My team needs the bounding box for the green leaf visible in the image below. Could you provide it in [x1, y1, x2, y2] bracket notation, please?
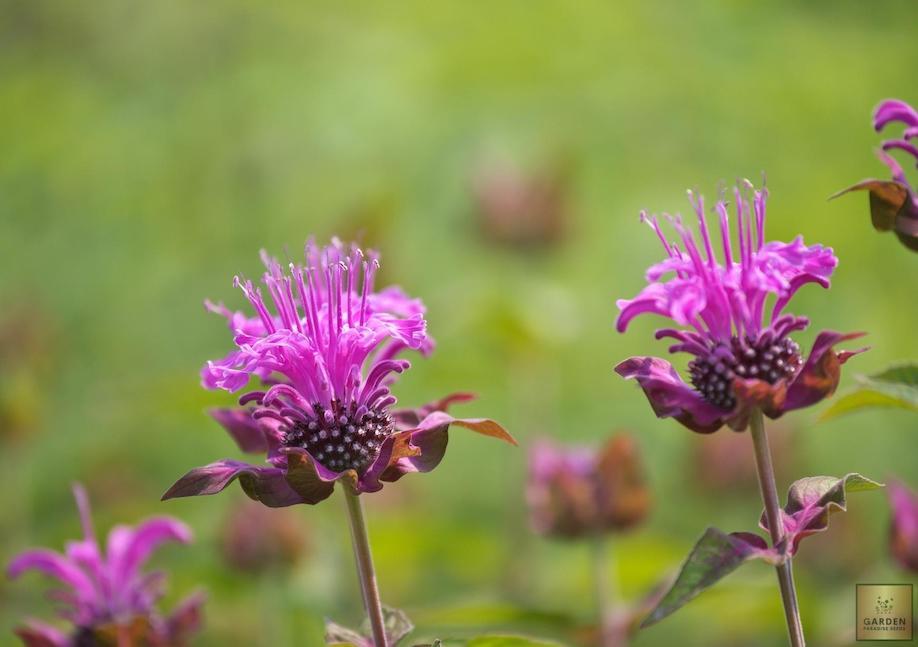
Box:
[325, 607, 415, 646]
[411, 602, 577, 631]
[872, 364, 918, 385]
[325, 620, 368, 647]
[820, 363, 918, 420]
[641, 528, 780, 628]
[465, 636, 562, 647]
[764, 473, 884, 555]
[378, 607, 415, 646]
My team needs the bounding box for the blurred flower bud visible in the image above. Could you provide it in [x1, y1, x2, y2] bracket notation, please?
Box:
[527, 434, 650, 540]
[471, 153, 572, 250]
[888, 479, 918, 572]
[219, 500, 307, 574]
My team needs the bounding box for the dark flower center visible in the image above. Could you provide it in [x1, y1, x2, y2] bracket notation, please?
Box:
[73, 627, 102, 647]
[688, 334, 802, 411]
[283, 401, 393, 474]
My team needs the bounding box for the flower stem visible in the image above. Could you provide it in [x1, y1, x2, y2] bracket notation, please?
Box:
[592, 537, 616, 646]
[748, 408, 805, 647]
[343, 488, 388, 647]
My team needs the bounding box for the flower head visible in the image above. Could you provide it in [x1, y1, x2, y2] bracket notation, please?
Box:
[616, 181, 865, 433]
[888, 479, 918, 573]
[527, 434, 650, 539]
[165, 239, 513, 506]
[7, 485, 203, 647]
[835, 99, 918, 251]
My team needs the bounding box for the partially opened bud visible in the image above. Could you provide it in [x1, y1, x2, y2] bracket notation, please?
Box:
[888, 479, 918, 572]
[527, 434, 650, 539]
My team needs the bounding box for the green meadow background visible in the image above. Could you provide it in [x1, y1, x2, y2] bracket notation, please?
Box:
[1, 1, 917, 645]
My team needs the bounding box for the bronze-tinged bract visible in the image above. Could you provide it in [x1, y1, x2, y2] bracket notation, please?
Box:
[527, 434, 651, 540]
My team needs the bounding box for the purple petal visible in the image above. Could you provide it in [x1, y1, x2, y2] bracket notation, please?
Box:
[162, 460, 311, 508]
[882, 139, 918, 164]
[888, 479, 918, 572]
[14, 622, 68, 647]
[889, 480, 918, 538]
[359, 433, 403, 491]
[7, 550, 97, 603]
[784, 330, 867, 412]
[615, 357, 725, 433]
[209, 408, 269, 453]
[105, 517, 192, 599]
[875, 99, 918, 132]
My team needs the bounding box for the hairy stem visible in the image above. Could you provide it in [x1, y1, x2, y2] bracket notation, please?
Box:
[749, 408, 806, 647]
[343, 488, 388, 647]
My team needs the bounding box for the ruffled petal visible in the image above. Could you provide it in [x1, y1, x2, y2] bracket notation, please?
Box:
[616, 281, 707, 333]
[7, 550, 97, 605]
[615, 357, 725, 433]
[161, 460, 311, 508]
[784, 331, 867, 412]
[875, 99, 918, 131]
[105, 518, 192, 602]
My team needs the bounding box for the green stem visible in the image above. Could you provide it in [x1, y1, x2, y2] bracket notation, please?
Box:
[592, 537, 616, 647]
[749, 409, 806, 647]
[343, 488, 388, 647]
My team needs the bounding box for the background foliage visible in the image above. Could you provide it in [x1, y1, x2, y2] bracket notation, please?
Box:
[1, 1, 917, 645]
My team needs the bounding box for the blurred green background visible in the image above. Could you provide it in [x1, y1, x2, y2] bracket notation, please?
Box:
[1, 1, 917, 645]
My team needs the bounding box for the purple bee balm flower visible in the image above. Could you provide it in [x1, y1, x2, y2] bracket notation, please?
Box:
[164, 239, 514, 507]
[7, 485, 203, 647]
[616, 181, 866, 433]
[835, 99, 918, 251]
[888, 479, 918, 573]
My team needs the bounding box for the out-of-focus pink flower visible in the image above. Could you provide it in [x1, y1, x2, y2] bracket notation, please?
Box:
[7, 485, 203, 647]
[471, 155, 571, 250]
[527, 434, 650, 539]
[888, 479, 918, 572]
